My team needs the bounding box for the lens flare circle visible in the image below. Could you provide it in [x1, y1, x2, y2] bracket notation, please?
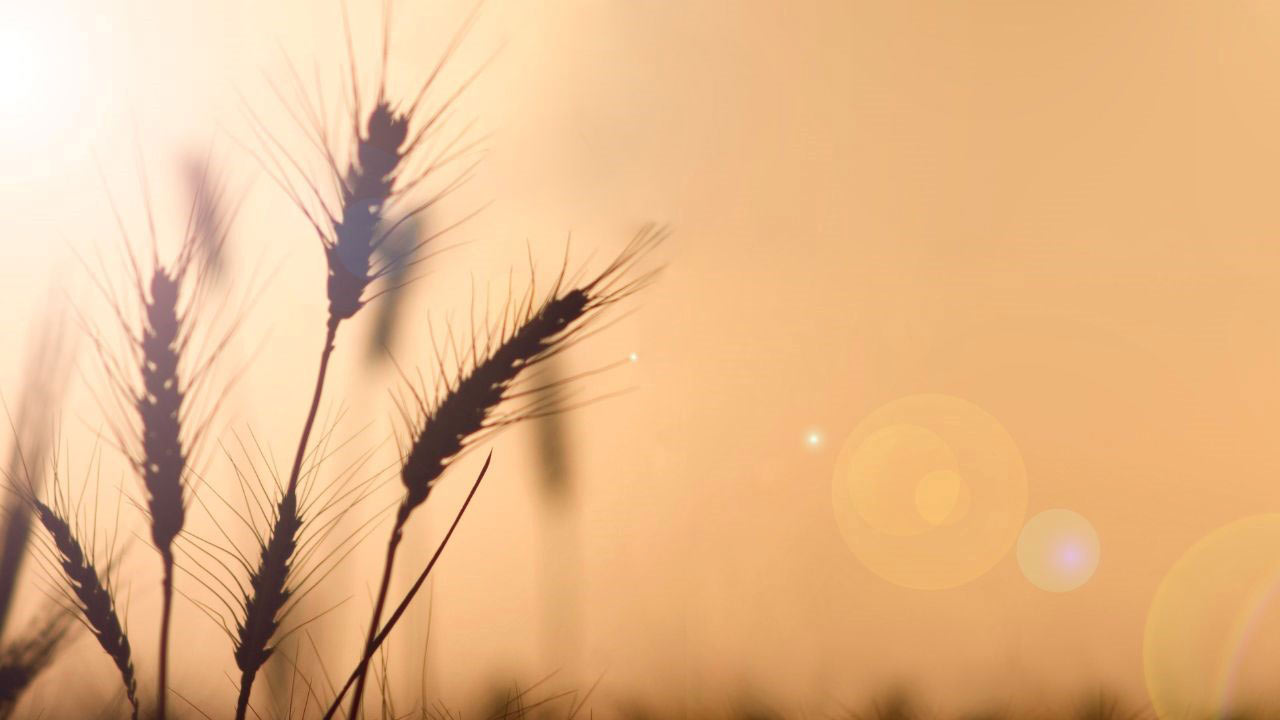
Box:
[1145, 514, 1280, 720]
[915, 468, 969, 527]
[1016, 509, 1099, 592]
[831, 394, 1028, 590]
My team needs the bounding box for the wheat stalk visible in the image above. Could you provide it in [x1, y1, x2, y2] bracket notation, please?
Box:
[137, 264, 189, 720]
[0, 296, 74, 637]
[0, 611, 72, 718]
[232, 489, 299, 719]
[71, 154, 240, 720]
[31, 498, 138, 719]
[337, 227, 664, 718]
[320, 451, 491, 719]
[173, 420, 388, 720]
[230, 13, 486, 717]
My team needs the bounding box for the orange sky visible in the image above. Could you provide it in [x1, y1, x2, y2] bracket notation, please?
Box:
[7, 1, 1280, 716]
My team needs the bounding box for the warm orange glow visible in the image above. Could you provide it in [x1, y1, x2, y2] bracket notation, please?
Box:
[8, 1, 1280, 717]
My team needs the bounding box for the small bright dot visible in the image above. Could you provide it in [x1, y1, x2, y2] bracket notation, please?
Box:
[628, 352, 640, 363]
[805, 430, 823, 449]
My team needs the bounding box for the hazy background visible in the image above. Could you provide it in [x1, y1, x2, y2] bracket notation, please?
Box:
[5, 0, 1280, 716]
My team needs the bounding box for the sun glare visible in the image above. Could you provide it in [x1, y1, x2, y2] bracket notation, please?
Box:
[0, 4, 107, 179]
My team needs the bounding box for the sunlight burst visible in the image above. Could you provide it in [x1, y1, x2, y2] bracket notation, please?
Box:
[0, 4, 106, 175]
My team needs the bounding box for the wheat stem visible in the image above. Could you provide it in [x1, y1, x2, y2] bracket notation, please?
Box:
[288, 318, 340, 498]
[157, 553, 176, 720]
[321, 452, 490, 720]
[157, 550, 175, 720]
[344, 516, 403, 718]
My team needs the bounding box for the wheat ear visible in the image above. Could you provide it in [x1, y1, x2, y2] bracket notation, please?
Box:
[137, 264, 190, 720]
[0, 611, 72, 718]
[339, 227, 664, 717]
[31, 499, 138, 719]
[0, 297, 74, 636]
[76, 159, 237, 720]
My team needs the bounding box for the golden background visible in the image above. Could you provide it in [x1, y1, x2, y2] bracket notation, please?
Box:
[5, 0, 1280, 716]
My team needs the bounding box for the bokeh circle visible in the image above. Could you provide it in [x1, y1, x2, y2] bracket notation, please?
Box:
[1145, 514, 1280, 719]
[831, 394, 1028, 590]
[1016, 509, 1099, 592]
